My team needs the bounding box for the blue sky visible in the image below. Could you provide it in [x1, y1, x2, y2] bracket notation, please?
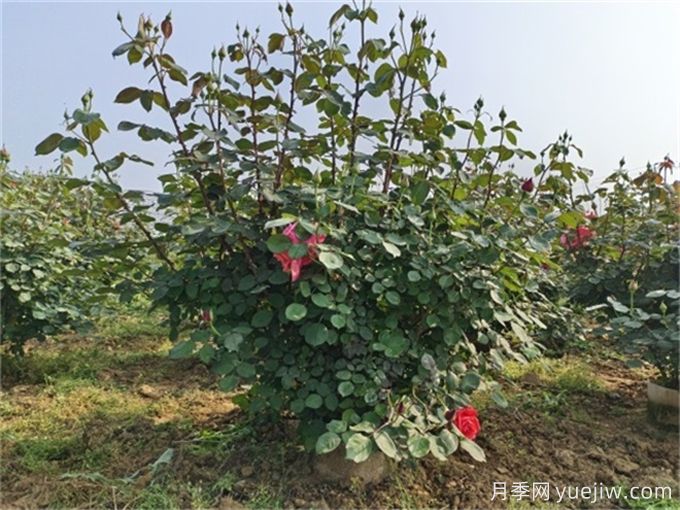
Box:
[2, 1, 679, 191]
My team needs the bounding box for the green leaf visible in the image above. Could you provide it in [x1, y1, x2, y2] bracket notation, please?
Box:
[219, 375, 239, 392]
[382, 334, 408, 358]
[327, 420, 347, 433]
[169, 340, 194, 359]
[289, 243, 309, 259]
[338, 381, 355, 397]
[329, 4, 350, 26]
[251, 309, 273, 328]
[557, 210, 583, 229]
[265, 217, 295, 229]
[58, 137, 85, 154]
[140, 90, 153, 112]
[319, 252, 343, 270]
[222, 332, 244, 352]
[268, 33, 285, 53]
[311, 293, 332, 308]
[438, 429, 459, 455]
[304, 323, 329, 346]
[646, 290, 667, 298]
[345, 433, 374, 463]
[35, 133, 64, 155]
[236, 362, 256, 378]
[285, 303, 307, 321]
[382, 241, 401, 258]
[330, 314, 346, 329]
[385, 291, 400, 306]
[407, 435, 430, 458]
[316, 432, 341, 454]
[511, 322, 531, 343]
[267, 234, 292, 254]
[461, 372, 481, 392]
[114, 86, 143, 104]
[305, 393, 323, 409]
[460, 439, 486, 462]
[411, 181, 430, 205]
[374, 430, 398, 459]
[112, 41, 134, 57]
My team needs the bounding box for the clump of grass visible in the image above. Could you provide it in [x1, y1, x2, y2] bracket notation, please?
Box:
[135, 484, 181, 510]
[504, 357, 603, 394]
[94, 310, 168, 340]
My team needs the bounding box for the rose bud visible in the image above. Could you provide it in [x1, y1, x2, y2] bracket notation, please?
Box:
[161, 14, 173, 39]
[521, 178, 534, 193]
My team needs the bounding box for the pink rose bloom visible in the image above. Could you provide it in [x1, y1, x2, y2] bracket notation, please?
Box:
[274, 222, 326, 282]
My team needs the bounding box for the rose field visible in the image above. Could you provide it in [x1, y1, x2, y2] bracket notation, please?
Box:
[1, 2, 678, 509]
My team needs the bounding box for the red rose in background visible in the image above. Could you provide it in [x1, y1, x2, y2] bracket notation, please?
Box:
[659, 156, 675, 172]
[521, 178, 534, 193]
[560, 225, 595, 251]
[446, 406, 481, 440]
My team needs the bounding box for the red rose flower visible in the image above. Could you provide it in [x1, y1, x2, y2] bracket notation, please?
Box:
[521, 178, 534, 193]
[447, 406, 481, 440]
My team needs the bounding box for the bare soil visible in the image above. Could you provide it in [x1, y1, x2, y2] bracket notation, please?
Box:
[1, 335, 678, 509]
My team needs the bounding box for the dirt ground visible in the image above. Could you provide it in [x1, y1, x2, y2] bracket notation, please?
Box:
[1, 325, 678, 509]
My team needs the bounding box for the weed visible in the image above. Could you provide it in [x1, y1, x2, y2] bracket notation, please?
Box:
[246, 484, 284, 509]
[135, 483, 180, 510]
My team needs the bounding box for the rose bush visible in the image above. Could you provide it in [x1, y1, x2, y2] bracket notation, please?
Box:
[35, 3, 585, 462]
[555, 156, 678, 385]
[0, 148, 149, 353]
[560, 159, 677, 308]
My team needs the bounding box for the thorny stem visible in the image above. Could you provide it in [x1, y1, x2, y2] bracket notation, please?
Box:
[84, 138, 176, 270]
[274, 27, 299, 190]
[482, 128, 505, 209]
[347, 8, 366, 170]
[149, 55, 215, 216]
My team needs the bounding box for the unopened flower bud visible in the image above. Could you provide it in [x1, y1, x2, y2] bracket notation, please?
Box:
[161, 13, 173, 39]
[628, 280, 639, 293]
[285, 2, 293, 16]
[0, 146, 10, 164]
[660, 301, 668, 315]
